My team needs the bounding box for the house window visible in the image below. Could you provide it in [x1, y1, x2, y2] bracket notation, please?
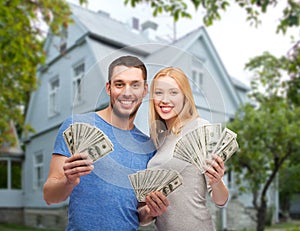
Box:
[49, 77, 60, 117]
[0, 159, 22, 189]
[34, 152, 44, 189]
[0, 160, 8, 189]
[11, 161, 22, 189]
[73, 62, 85, 106]
[191, 69, 203, 93]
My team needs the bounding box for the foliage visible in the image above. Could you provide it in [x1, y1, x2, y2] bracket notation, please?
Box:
[124, 0, 300, 31]
[0, 0, 78, 146]
[226, 50, 300, 230]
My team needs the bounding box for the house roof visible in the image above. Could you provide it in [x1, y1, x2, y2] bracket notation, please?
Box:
[146, 26, 247, 106]
[230, 76, 250, 91]
[70, 3, 162, 54]
[0, 121, 24, 157]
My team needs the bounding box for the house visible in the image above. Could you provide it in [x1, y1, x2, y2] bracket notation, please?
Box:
[0, 2, 278, 230]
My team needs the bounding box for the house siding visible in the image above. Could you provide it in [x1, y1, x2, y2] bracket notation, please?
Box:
[0, 3, 279, 231]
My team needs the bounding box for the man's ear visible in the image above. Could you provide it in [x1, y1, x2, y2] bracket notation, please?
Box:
[106, 82, 111, 96]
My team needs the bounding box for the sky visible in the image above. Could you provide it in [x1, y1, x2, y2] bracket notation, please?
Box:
[67, 0, 297, 86]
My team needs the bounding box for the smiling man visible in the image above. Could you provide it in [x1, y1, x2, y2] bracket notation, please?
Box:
[43, 55, 168, 231]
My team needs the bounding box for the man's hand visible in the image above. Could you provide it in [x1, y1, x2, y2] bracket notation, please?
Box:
[43, 153, 93, 205]
[63, 153, 94, 186]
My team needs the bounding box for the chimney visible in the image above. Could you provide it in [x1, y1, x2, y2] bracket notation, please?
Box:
[141, 20, 158, 40]
[132, 17, 140, 30]
[97, 10, 110, 18]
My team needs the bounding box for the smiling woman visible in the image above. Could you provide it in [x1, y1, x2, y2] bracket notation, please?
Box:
[152, 76, 185, 129]
[146, 67, 229, 231]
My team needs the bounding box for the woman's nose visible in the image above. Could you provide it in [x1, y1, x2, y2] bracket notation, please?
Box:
[161, 94, 170, 103]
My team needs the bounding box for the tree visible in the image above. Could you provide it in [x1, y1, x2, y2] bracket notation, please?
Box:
[125, 0, 300, 31]
[0, 0, 89, 146]
[123, 2, 300, 229]
[124, 0, 300, 101]
[1, 0, 298, 145]
[226, 52, 300, 231]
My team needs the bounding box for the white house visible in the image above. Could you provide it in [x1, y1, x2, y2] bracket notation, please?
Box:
[0, 3, 278, 230]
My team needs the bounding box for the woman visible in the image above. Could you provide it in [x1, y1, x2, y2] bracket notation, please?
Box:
[146, 67, 229, 231]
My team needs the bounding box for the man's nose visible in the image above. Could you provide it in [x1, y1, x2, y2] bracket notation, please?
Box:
[123, 84, 133, 95]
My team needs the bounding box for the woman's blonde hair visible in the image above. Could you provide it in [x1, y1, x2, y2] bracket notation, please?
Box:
[149, 67, 199, 147]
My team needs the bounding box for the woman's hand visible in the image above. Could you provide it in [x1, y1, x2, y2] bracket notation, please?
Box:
[204, 154, 225, 186]
[145, 191, 169, 217]
[138, 191, 169, 226]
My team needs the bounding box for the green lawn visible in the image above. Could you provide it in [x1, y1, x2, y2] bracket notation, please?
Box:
[265, 220, 300, 231]
[0, 223, 62, 231]
[0, 220, 299, 231]
[242, 220, 300, 231]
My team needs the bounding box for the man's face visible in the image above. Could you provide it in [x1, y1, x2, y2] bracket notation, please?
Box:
[106, 65, 147, 119]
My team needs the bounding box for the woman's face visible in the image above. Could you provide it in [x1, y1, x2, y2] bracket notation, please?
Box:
[153, 76, 185, 128]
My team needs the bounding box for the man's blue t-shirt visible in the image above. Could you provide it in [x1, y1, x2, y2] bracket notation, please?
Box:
[53, 112, 156, 231]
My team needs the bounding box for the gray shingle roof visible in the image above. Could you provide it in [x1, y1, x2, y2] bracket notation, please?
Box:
[70, 3, 157, 49]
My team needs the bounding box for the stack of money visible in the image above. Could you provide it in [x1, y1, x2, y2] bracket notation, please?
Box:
[173, 124, 238, 173]
[212, 127, 239, 162]
[63, 123, 114, 162]
[128, 169, 183, 202]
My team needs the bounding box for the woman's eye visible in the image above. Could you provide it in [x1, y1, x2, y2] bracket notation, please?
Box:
[170, 91, 178, 95]
[154, 91, 163, 95]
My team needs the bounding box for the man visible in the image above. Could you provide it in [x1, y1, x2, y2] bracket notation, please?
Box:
[43, 55, 168, 230]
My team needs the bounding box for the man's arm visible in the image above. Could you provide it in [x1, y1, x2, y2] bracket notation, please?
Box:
[138, 191, 169, 226]
[43, 153, 94, 205]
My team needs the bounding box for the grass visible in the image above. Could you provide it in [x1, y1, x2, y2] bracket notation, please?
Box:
[265, 220, 300, 231]
[0, 220, 299, 231]
[241, 220, 300, 231]
[0, 223, 62, 231]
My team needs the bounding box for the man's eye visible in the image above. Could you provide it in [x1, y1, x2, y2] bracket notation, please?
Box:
[115, 83, 124, 88]
[132, 83, 141, 88]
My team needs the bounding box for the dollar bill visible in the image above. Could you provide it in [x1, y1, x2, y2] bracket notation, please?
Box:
[212, 127, 237, 155]
[173, 124, 238, 173]
[63, 122, 114, 162]
[201, 123, 222, 158]
[157, 175, 183, 198]
[173, 126, 207, 173]
[215, 138, 239, 162]
[128, 169, 183, 202]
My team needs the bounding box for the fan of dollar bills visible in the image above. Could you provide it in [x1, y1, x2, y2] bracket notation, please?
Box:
[173, 124, 239, 173]
[128, 169, 183, 202]
[63, 122, 114, 162]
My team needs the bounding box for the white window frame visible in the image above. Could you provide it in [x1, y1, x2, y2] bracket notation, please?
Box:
[191, 67, 204, 93]
[72, 62, 85, 106]
[48, 77, 60, 117]
[33, 151, 44, 190]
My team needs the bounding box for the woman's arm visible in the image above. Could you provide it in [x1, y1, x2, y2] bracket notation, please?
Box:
[204, 154, 229, 206]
